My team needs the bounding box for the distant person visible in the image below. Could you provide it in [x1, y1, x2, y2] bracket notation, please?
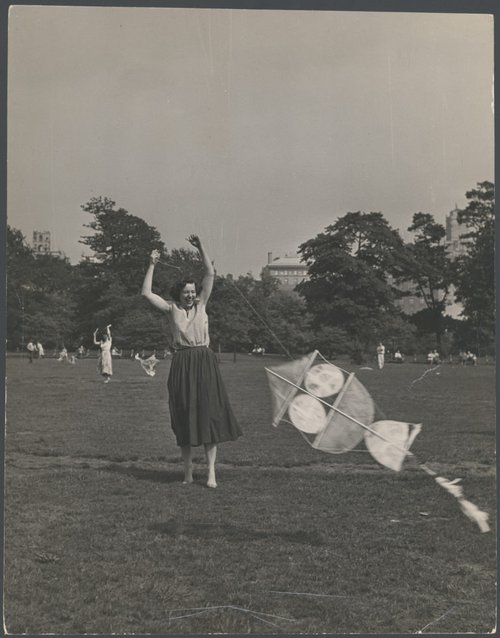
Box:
[458, 350, 467, 366]
[394, 349, 404, 363]
[77, 345, 86, 358]
[111, 346, 122, 357]
[36, 341, 44, 358]
[466, 351, 477, 366]
[26, 339, 36, 363]
[142, 235, 242, 488]
[376, 342, 385, 369]
[432, 350, 441, 365]
[58, 346, 68, 362]
[94, 324, 113, 383]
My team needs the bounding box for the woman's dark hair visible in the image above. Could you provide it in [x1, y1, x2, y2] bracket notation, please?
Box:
[170, 279, 201, 302]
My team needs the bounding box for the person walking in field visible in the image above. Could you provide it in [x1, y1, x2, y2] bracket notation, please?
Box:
[376, 342, 385, 369]
[94, 324, 113, 383]
[36, 340, 44, 358]
[141, 235, 242, 488]
[26, 338, 36, 363]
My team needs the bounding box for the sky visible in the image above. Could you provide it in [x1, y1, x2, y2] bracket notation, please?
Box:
[7, 6, 494, 277]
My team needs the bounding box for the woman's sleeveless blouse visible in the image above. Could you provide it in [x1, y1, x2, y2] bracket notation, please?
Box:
[165, 301, 209, 349]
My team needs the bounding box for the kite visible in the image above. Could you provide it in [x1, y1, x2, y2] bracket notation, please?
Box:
[265, 350, 490, 533]
[135, 352, 160, 377]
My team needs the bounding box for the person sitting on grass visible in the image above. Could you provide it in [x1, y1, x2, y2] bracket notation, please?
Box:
[394, 349, 404, 363]
[141, 235, 242, 489]
[94, 324, 113, 383]
[466, 350, 477, 366]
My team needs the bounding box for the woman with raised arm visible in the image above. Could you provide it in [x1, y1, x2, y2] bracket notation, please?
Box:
[94, 324, 113, 383]
[142, 235, 241, 488]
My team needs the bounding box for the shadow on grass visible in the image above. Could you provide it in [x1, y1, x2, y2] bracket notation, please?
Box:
[102, 463, 182, 484]
[148, 519, 326, 545]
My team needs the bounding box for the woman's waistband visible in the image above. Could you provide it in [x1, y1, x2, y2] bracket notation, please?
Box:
[173, 345, 209, 352]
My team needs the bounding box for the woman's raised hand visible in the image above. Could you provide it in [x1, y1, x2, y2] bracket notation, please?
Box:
[150, 249, 161, 264]
[187, 234, 202, 251]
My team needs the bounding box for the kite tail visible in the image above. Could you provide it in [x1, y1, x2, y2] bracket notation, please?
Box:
[434, 476, 490, 533]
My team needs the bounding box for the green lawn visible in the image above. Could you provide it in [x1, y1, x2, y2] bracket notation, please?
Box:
[4, 354, 496, 634]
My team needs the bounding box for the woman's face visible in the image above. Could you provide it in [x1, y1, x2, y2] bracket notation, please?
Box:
[180, 283, 197, 309]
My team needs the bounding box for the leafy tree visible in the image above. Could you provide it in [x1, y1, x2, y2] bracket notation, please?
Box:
[208, 275, 255, 352]
[24, 292, 77, 350]
[457, 181, 494, 239]
[297, 212, 406, 351]
[76, 196, 211, 348]
[110, 305, 169, 351]
[397, 212, 452, 348]
[265, 290, 314, 355]
[308, 326, 350, 359]
[79, 196, 165, 295]
[7, 227, 80, 350]
[77, 196, 166, 344]
[454, 181, 495, 349]
[207, 273, 311, 354]
[6, 226, 36, 350]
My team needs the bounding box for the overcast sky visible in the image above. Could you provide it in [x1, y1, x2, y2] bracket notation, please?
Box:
[8, 6, 494, 277]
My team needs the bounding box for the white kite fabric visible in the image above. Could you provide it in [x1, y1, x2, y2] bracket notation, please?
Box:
[265, 351, 490, 533]
[135, 353, 160, 377]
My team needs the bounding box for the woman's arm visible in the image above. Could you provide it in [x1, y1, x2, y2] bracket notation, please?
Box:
[187, 235, 214, 304]
[142, 250, 171, 312]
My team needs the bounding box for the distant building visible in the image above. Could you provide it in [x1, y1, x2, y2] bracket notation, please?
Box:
[388, 206, 469, 317]
[31, 230, 64, 258]
[262, 252, 309, 291]
[445, 207, 471, 259]
[31, 230, 51, 255]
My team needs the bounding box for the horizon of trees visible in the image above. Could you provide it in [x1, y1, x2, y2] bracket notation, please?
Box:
[6, 182, 495, 360]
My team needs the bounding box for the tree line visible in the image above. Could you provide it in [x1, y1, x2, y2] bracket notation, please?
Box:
[7, 182, 494, 360]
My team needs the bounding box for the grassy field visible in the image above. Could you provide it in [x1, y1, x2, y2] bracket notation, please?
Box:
[4, 354, 496, 634]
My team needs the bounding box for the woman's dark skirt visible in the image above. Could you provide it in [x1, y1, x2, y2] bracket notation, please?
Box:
[167, 346, 242, 447]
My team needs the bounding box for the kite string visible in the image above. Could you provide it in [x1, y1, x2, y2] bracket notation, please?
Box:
[226, 278, 293, 359]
